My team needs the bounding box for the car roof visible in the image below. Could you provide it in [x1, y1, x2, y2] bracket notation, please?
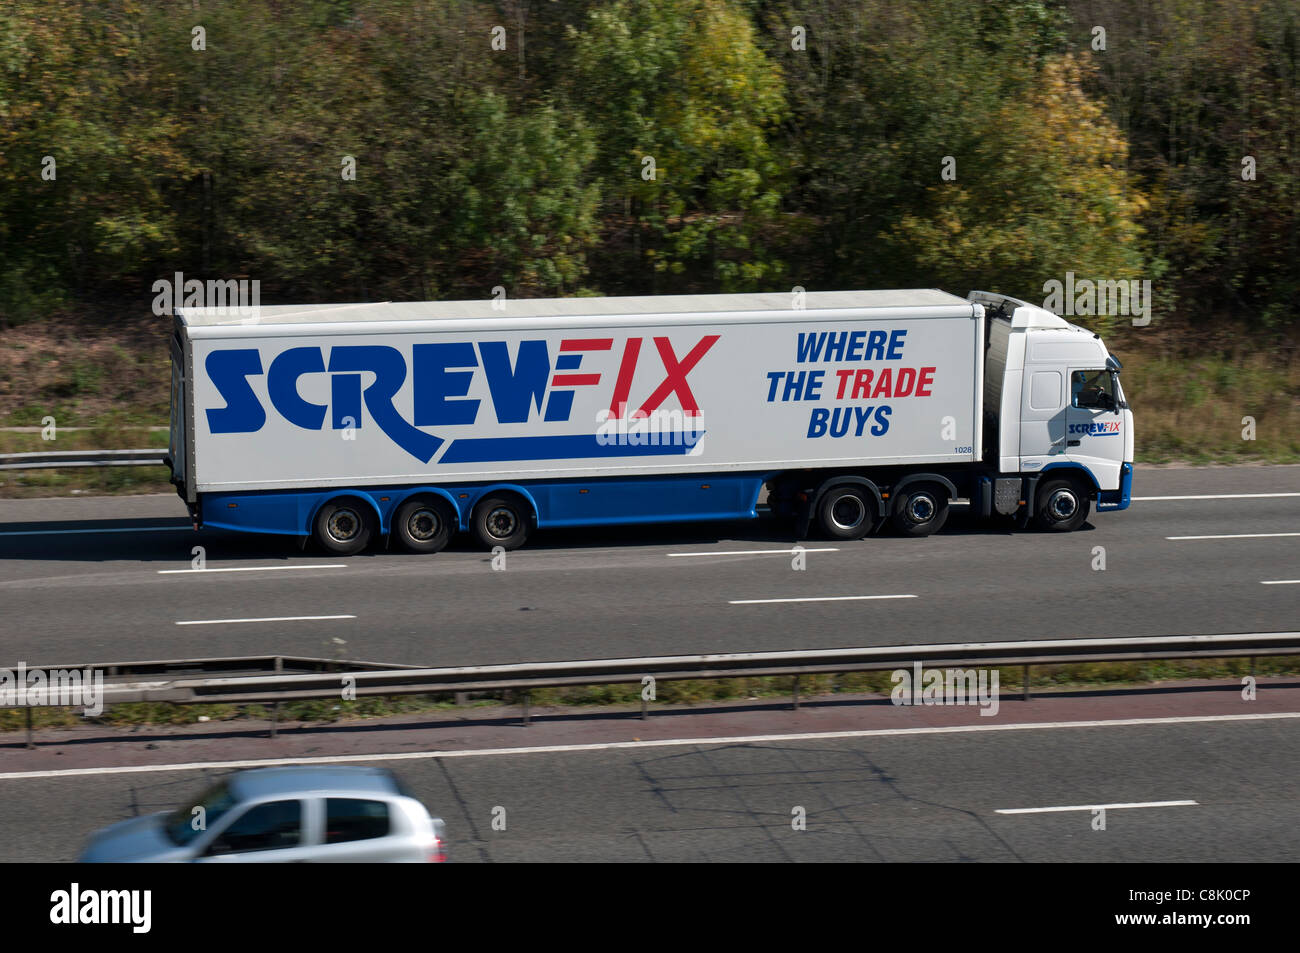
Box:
[228, 766, 403, 800]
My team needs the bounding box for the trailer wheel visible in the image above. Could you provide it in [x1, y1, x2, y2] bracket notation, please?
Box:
[1035, 478, 1090, 532]
[313, 498, 376, 555]
[816, 486, 875, 539]
[471, 495, 532, 551]
[891, 483, 950, 537]
[393, 496, 456, 554]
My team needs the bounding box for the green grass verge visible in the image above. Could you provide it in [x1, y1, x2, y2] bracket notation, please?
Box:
[1121, 347, 1300, 463]
[4, 656, 1295, 734]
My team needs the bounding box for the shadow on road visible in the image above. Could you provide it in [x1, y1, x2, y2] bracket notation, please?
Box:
[0, 504, 1080, 564]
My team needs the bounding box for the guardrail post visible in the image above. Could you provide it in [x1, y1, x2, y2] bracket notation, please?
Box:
[25, 708, 35, 750]
[270, 656, 283, 739]
[522, 691, 531, 727]
[641, 695, 648, 720]
[793, 675, 800, 711]
[1022, 665, 1031, 701]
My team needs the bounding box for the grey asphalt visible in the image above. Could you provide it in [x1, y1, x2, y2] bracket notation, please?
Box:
[0, 466, 1296, 667]
[1, 717, 1295, 862]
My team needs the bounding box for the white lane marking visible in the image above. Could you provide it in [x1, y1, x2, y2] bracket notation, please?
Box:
[729, 594, 916, 605]
[0, 526, 189, 537]
[1261, 580, 1300, 585]
[996, 800, 1198, 815]
[669, 548, 839, 558]
[1167, 532, 1300, 540]
[175, 615, 355, 626]
[2, 712, 1298, 782]
[159, 564, 347, 575]
[1136, 493, 1300, 501]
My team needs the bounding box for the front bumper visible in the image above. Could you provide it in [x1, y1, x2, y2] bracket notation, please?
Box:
[1097, 462, 1133, 511]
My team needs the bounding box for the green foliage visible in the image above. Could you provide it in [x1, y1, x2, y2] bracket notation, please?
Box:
[569, 0, 789, 290]
[0, 0, 1294, 340]
[1066, 0, 1300, 330]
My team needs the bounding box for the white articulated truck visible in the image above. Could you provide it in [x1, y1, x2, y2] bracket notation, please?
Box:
[166, 289, 1133, 554]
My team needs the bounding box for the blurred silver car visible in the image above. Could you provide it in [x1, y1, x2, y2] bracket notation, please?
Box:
[79, 766, 446, 862]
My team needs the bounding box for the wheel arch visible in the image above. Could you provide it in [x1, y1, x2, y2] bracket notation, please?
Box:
[808, 475, 885, 527]
[306, 491, 384, 536]
[470, 484, 541, 526]
[890, 472, 958, 503]
[392, 486, 466, 532]
[1037, 463, 1099, 495]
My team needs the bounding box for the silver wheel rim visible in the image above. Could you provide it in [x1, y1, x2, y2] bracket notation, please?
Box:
[485, 506, 519, 539]
[830, 495, 865, 531]
[906, 494, 936, 523]
[1048, 489, 1078, 520]
[327, 507, 362, 542]
[407, 507, 442, 542]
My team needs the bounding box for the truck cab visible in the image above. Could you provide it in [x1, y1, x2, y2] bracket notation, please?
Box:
[971, 291, 1134, 518]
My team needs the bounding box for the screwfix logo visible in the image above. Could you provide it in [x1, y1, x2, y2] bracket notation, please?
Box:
[203, 335, 718, 463]
[1069, 421, 1121, 436]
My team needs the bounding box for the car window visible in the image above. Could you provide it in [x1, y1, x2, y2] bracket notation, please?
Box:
[207, 800, 303, 855]
[165, 781, 238, 847]
[325, 798, 391, 844]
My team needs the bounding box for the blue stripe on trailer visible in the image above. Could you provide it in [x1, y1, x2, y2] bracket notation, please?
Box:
[197, 470, 771, 537]
[439, 432, 704, 463]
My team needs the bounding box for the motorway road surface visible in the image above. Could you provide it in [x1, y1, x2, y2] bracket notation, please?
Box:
[0, 466, 1295, 667]
[1, 709, 1297, 862]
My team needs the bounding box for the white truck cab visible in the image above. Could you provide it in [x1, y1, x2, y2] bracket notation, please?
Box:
[971, 291, 1134, 520]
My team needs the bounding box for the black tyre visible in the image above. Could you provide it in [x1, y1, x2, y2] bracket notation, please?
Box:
[816, 485, 875, 539]
[393, 496, 456, 554]
[1035, 477, 1090, 532]
[891, 482, 950, 537]
[471, 495, 532, 550]
[313, 498, 376, 555]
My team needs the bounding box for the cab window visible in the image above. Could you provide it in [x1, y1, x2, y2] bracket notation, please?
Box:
[1071, 370, 1116, 410]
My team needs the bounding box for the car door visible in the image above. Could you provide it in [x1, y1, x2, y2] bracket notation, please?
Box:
[195, 798, 316, 863]
[312, 797, 417, 862]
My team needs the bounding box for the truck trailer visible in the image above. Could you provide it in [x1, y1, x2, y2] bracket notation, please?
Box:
[166, 288, 1133, 554]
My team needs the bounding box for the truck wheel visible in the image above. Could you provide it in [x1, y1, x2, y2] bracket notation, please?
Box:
[816, 486, 875, 539]
[393, 496, 455, 554]
[1035, 478, 1090, 532]
[313, 498, 376, 555]
[891, 483, 949, 537]
[471, 495, 531, 551]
